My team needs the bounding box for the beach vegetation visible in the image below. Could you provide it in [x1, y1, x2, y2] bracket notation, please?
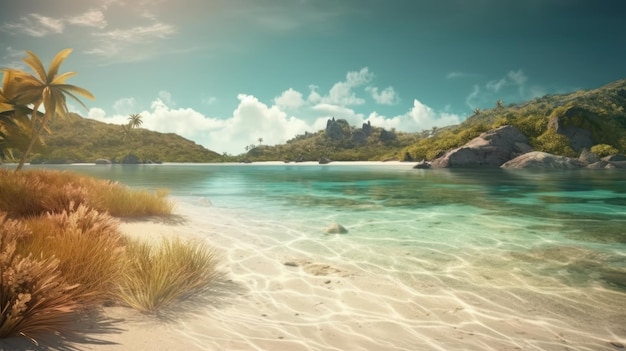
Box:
[0, 169, 173, 218]
[0, 213, 80, 340]
[1, 49, 94, 171]
[0, 169, 221, 344]
[591, 144, 619, 157]
[117, 238, 220, 314]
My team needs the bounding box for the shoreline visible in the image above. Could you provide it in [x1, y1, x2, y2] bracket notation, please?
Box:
[3, 200, 624, 351]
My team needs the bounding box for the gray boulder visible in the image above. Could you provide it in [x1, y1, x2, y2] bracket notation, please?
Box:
[431, 125, 532, 168]
[578, 148, 601, 165]
[501, 151, 584, 169]
[603, 154, 626, 162]
[547, 106, 594, 152]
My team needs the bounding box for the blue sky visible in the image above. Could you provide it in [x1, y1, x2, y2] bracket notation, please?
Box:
[1, 0, 625, 154]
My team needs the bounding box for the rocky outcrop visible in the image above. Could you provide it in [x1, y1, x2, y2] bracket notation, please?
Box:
[413, 160, 431, 169]
[379, 129, 396, 143]
[548, 106, 594, 153]
[431, 125, 532, 168]
[603, 154, 626, 162]
[362, 121, 372, 136]
[578, 148, 600, 165]
[501, 151, 584, 169]
[121, 153, 140, 164]
[325, 117, 350, 140]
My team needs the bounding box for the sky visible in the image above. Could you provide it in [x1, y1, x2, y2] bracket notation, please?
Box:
[1, 0, 625, 155]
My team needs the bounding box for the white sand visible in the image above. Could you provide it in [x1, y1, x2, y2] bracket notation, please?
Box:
[3, 201, 624, 351]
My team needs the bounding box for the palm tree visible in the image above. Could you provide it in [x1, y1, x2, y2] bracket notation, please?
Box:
[258, 137, 263, 145]
[472, 107, 481, 117]
[128, 113, 143, 129]
[4, 48, 94, 171]
[496, 100, 504, 109]
[0, 69, 43, 163]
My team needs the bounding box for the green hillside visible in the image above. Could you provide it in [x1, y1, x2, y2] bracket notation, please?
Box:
[31, 113, 222, 163]
[238, 119, 418, 162]
[401, 79, 626, 160]
[9, 79, 626, 164]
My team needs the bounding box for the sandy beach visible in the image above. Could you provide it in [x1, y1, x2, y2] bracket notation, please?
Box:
[2, 199, 624, 351]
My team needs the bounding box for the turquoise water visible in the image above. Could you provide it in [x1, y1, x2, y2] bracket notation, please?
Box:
[22, 163, 626, 291]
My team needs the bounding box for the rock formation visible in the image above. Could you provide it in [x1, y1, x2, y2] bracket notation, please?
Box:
[431, 125, 532, 168]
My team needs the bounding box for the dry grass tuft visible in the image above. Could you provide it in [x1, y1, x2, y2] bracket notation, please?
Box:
[0, 213, 80, 340]
[117, 238, 220, 313]
[21, 205, 125, 305]
[0, 169, 173, 218]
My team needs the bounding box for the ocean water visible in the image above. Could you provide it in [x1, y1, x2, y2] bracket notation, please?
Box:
[15, 163, 626, 348]
[26, 163, 626, 288]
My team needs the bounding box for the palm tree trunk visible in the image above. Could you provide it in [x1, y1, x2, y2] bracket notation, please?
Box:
[15, 105, 45, 171]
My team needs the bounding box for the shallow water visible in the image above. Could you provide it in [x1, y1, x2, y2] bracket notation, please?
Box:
[24, 163, 626, 287]
[16, 163, 626, 348]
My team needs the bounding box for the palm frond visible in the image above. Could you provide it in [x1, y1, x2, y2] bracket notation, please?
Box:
[50, 71, 77, 85]
[55, 84, 95, 101]
[46, 49, 72, 81]
[23, 51, 47, 82]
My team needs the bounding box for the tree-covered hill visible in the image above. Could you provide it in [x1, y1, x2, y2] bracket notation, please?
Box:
[238, 119, 419, 162]
[32, 113, 222, 163]
[11, 79, 626, 164]
[401, 79, 626, 160]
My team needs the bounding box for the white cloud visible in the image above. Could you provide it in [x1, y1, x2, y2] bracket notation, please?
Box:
[274, 88, 305, 110]
[67, 9, 107, 29]
[158, 90, 174, 106]
[2, 14, 64, 37]
[367, 99, 462, 132]
[322, 67, 373, 106]
[366, 86, 398, 105]
[86, 22, 176, 59]
[96, 23, 175, 42]
[84, 68, 464, 155]
[202, 96, 217, 105]
[467, 69, 538, 110]
[487, 69, 528, 92]
[112, 97, 136, 115]
[446, 72, 476, 79]
[87, 93, 311, 155]
[465, 84, 481, 109]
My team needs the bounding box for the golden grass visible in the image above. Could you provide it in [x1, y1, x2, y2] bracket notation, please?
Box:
[0, 169, 221, 343]
[0, 169, 173, 218]
[0, 213, 80, 340]
[117, 238, 220, 313]
[20, 205, 125, 306]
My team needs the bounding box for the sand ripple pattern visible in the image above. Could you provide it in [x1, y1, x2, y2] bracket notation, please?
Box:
[132, 200, 626, 351]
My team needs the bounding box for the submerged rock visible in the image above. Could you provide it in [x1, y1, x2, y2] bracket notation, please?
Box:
[323, 223, 348, 234]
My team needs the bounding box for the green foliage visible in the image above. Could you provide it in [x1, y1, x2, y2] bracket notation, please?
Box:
[26, 113, 222, 163]
[591, 144, 619, 157]
[401, 79, 626, 160]
[532, 128, 576, 157]
[240, 124, 418, 162]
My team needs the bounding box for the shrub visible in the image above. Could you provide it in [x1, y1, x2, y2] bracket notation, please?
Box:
[21, 205, 124, 305]
[0, 213, 79, 340]
[117, 238, 220, 313]
[590, 144, 619, 157]
[532, 129, 576, 157]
